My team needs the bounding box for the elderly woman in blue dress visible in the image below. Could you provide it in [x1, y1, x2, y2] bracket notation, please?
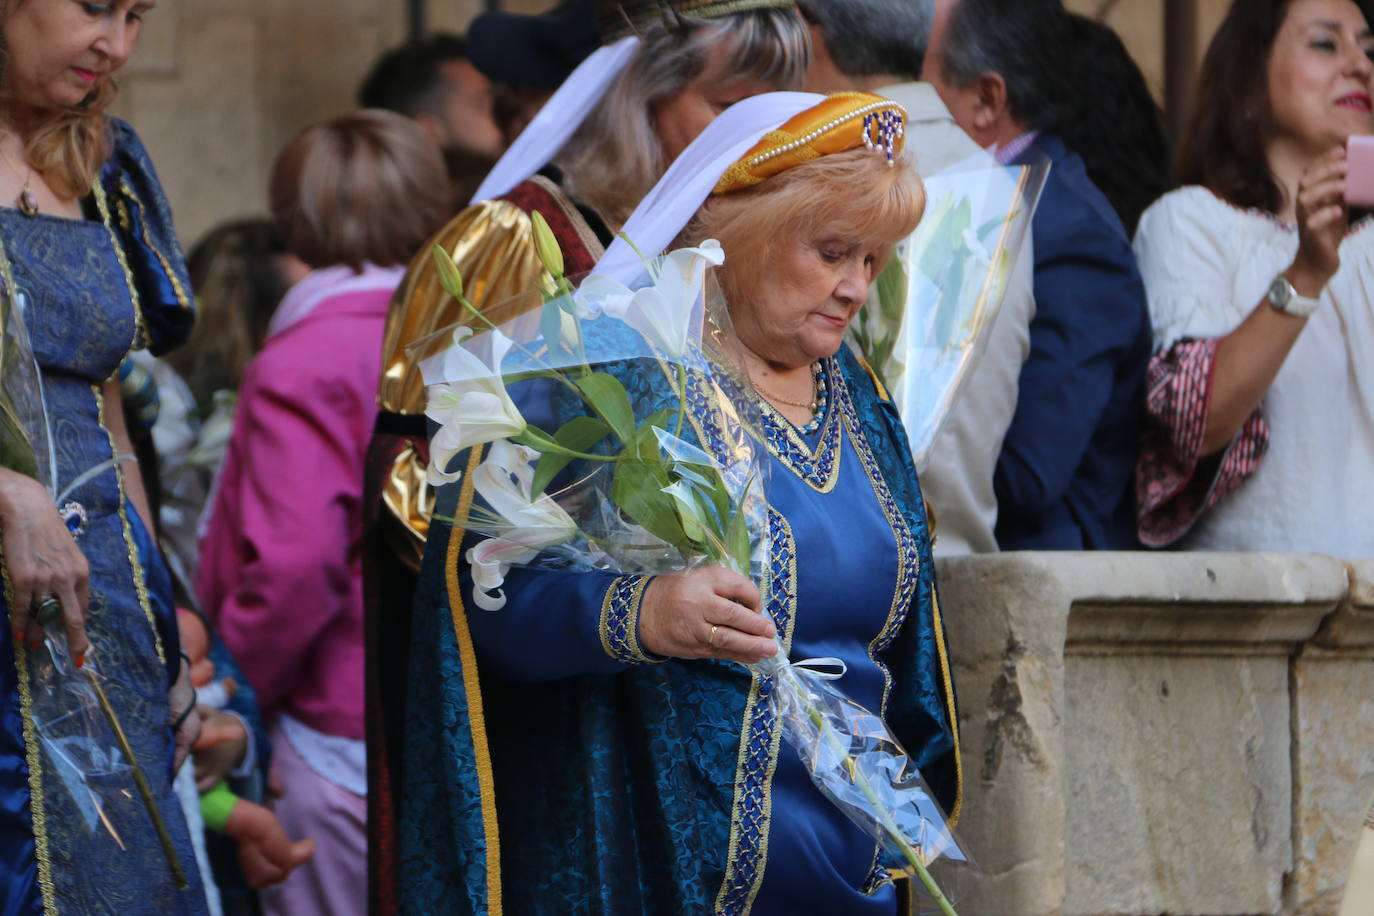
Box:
[0, 0, 206, 911]
[391, 92, 960, 915]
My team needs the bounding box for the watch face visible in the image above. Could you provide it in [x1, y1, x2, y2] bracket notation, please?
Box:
[1269, 277, 1293, 309]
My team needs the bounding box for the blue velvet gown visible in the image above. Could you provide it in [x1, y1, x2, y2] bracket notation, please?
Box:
[391, 343, 959, 914]
[0, 121, 205, 915]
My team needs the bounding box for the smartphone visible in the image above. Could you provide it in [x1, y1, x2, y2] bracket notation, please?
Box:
[1346, 135, 1374, 207]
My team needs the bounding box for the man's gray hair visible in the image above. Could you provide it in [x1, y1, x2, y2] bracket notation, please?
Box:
[797, 0, 935, 81]
[937, 0, 1066, 132]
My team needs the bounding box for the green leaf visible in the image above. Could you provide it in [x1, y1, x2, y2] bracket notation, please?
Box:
[661, 480, 706, 543]
[430, 244, 464, 301]
[529, 417, 610, 496]
[558, 415, 612, 452]
[725, 504, 752, 574]
[612, 459, 688, 547]
[976, 214, 1005, 242]
[642, 408, 675, 431]
[574, 373, 636, 444]
[539, 301, 567, 360]
[875, 257, 908, 325]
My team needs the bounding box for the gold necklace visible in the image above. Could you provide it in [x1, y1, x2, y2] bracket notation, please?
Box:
[751, 362, 820, 410]
[0, 137, 38, 217]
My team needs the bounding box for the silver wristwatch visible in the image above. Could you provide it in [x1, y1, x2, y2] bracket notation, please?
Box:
[1267, 274, 1321, 318]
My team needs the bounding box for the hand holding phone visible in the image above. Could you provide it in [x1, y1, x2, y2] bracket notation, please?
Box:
[1345, 135, 1374, 207]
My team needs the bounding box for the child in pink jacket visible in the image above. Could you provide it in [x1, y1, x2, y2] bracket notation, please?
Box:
[198, 110, 449, 916]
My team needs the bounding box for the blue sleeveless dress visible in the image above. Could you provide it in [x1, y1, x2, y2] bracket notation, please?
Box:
[0, 120, 205, 915]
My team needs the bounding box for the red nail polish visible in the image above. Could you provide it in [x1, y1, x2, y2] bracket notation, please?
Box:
[11, 627, 21, 643]
[74, 652, 85, 668]
[27, 638, 40, 651]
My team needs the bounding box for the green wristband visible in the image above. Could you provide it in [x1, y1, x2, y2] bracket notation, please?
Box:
[199, 780, 238, 832]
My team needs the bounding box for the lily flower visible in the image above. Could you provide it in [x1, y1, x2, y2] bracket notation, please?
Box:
[424, 327, 526, 485]
[576, 240, 725, 358]
[466, 440, 578, 610]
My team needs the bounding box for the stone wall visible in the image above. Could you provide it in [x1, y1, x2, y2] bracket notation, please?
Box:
[110, 1, 424, 247]
[937, 552, 1374, 915]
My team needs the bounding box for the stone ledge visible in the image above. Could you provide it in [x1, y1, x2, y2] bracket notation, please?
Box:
[935, 550, 1374, 916]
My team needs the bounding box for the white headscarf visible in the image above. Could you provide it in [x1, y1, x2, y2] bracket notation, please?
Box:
[592, 91, 825, 287]
[469, 36, 641, 204]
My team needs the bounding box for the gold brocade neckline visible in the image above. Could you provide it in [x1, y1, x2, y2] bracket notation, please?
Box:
[752, 356, 844, 493]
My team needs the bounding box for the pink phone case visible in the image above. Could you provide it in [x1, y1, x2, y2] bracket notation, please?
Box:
[1347, 136, 1374, 207]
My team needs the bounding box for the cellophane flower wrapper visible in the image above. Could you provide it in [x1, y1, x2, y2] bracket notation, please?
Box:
[417, 237, 967, 913]
[411, 241, 773, 598]
[851, 157, 1050, 471]
[28, 631, 138, 838]
[0, 273, 54, 489]
[759, 649, 973, 912]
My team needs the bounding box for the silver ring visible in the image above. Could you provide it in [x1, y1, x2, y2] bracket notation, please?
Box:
[33, 595, 61, 625]
[708, 624, 722, 648]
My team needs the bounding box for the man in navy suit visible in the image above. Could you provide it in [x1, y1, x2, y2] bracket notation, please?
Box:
[923, 0, 1152, 550]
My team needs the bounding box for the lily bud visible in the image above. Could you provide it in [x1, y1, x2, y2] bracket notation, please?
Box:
[432, 243, 465, 300]
[530, 211, 565, 279]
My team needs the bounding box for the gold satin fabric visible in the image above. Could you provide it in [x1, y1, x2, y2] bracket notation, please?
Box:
[381, 447, 432, 574]
[376, 178, 606, 560]
[378, 200, 545, 416]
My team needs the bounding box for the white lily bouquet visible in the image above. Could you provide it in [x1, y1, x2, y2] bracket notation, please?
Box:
[850, 157, 1050, 470]
[419, 216, 966, 915]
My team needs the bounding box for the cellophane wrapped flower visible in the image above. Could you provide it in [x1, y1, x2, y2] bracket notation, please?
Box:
[416, 222, 968, 914]
[850, 157, 1050, 471]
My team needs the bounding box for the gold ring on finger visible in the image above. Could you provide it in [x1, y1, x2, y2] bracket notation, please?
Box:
[709, 624, 722, 648]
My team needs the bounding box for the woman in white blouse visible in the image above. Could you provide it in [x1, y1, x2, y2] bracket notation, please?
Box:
[1133, 0, 1374, 557]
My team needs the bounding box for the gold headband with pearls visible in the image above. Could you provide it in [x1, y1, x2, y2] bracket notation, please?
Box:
[713, 92, 907, 195]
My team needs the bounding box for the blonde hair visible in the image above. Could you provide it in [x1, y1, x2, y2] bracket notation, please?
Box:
[270, 109, 450, 270]
[682, 147, 925, 308]
[556, 8, 809, 229]
[0, 0, 118, 200]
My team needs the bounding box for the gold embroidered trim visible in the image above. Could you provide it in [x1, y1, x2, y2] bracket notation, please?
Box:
[753, 392, 842, 493]
[92, 182, 146, 355]
[94, 384, 165, 666]
[0, 233, 58, 913]
[713, 511, 797, 915]
[444, 447, 503, 914]
[854, 354, 890, 403]
[841, 372, 914, 888]
[714, 677, 762, 915]
[4, 564, 58, 915]
[930, 591, 962, 826]
[118, 179, 192, 311]
[598, 576, 656, 664]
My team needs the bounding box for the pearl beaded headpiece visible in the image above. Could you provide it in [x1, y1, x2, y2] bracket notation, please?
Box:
[713, 92, 908, 195]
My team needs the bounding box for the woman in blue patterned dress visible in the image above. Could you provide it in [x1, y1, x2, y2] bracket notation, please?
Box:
[0, 1, 206, 912]
[392, 92, 961, 914]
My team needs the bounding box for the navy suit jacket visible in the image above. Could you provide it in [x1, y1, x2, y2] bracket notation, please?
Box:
[993, 133, 1152, 550]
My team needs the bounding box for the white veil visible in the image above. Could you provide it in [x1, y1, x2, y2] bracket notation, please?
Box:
[592, 91, 825, 287]
[470, 36, 642, 204]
